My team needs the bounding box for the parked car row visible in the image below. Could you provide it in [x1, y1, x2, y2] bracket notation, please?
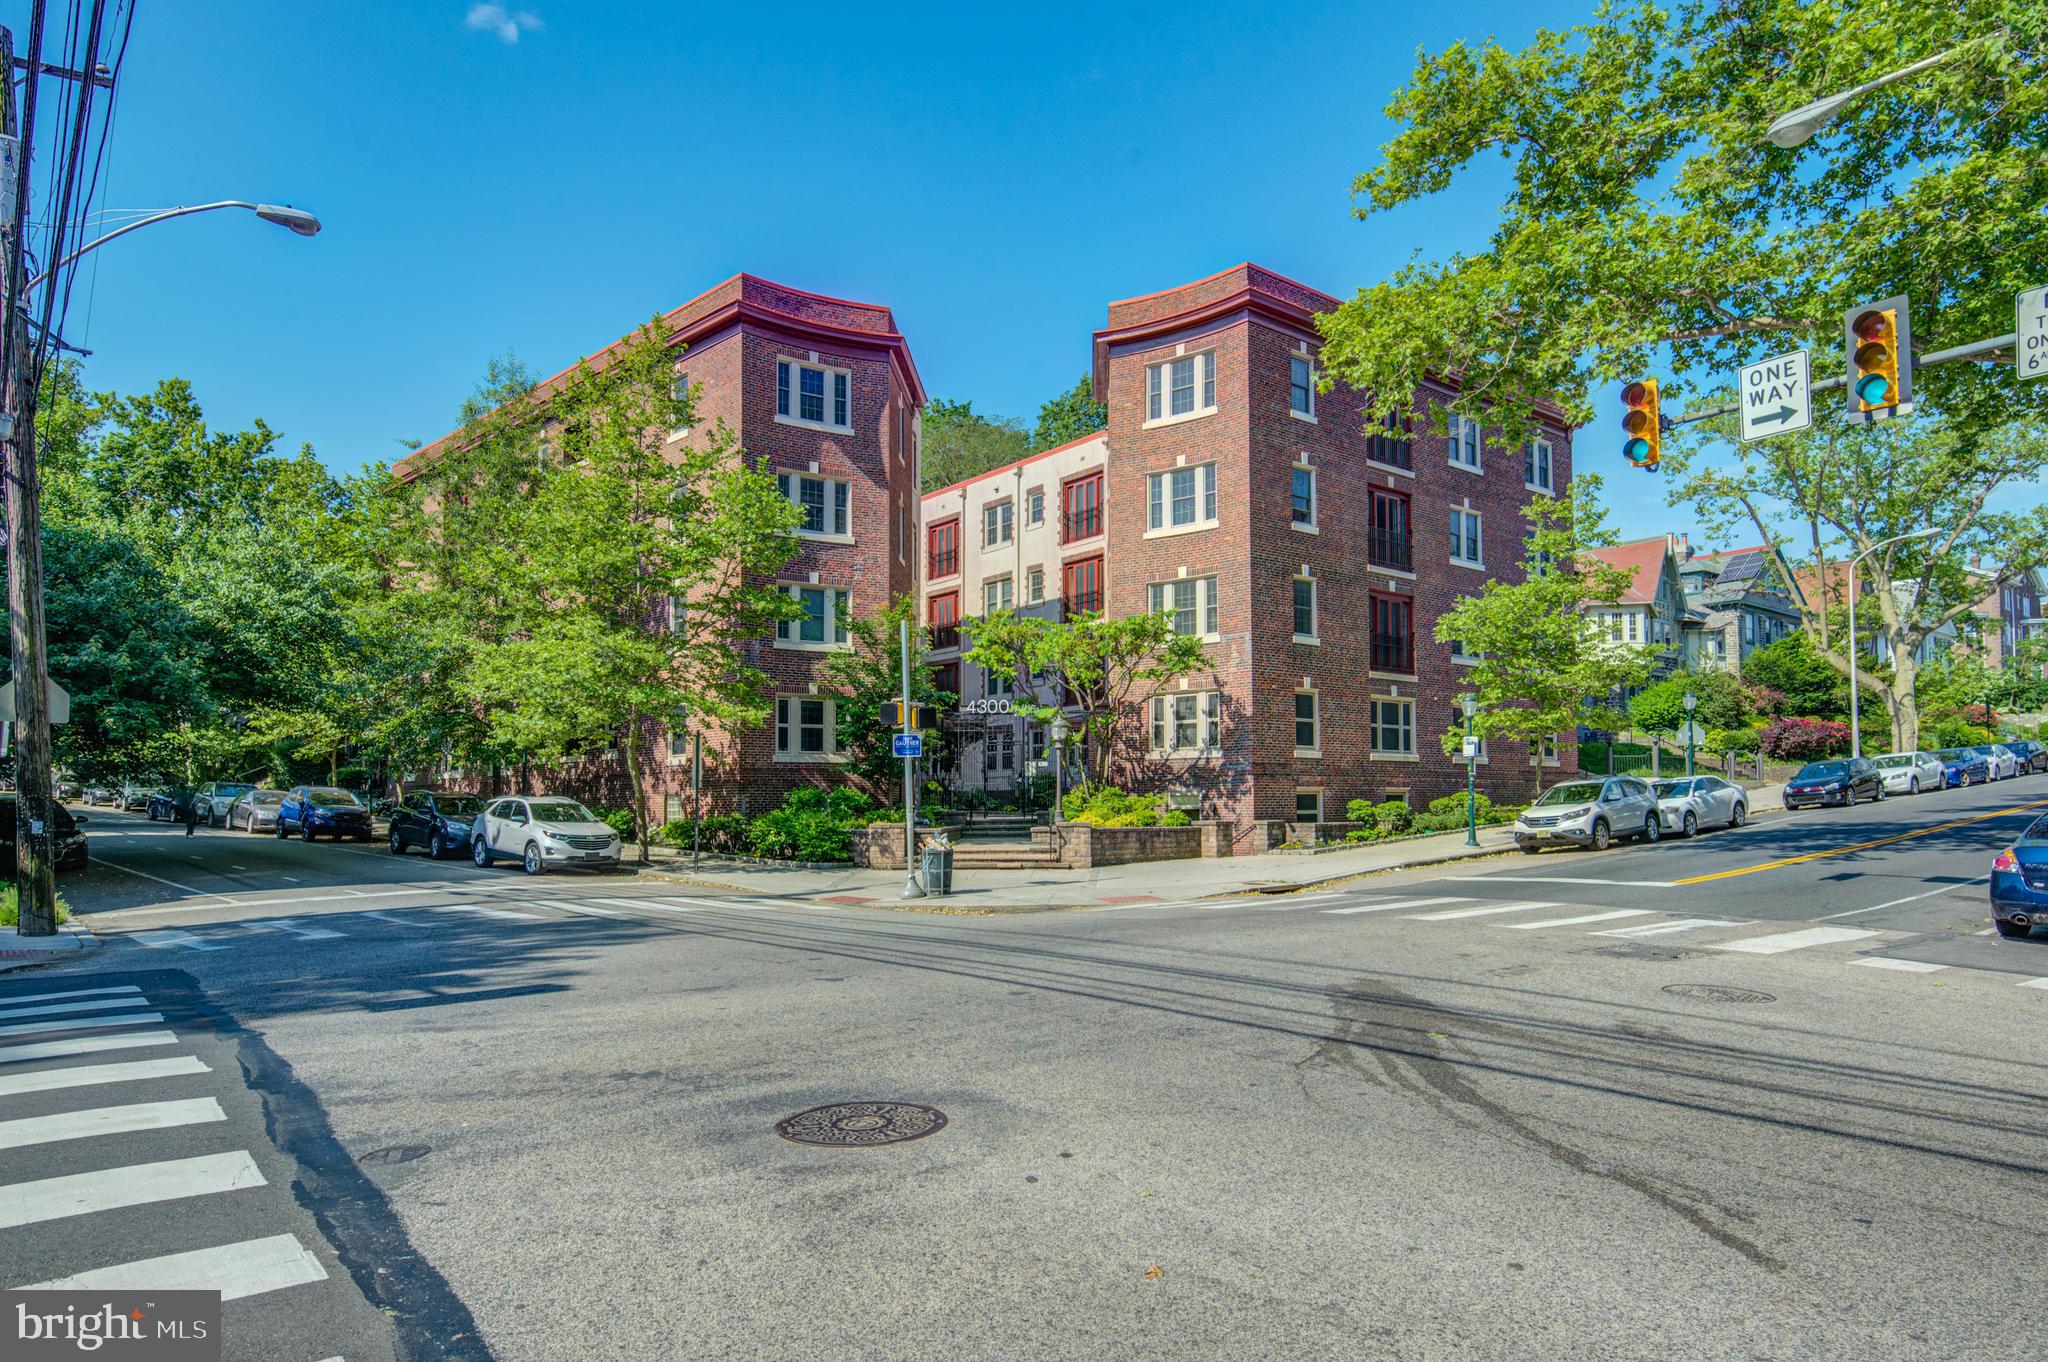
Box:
[202, 785, 624, 876]
[1512, 774, 1749, 853]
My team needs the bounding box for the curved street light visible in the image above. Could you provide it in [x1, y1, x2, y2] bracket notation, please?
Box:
[27, 200, 320, 290]
[1765, 45, 1977, 148]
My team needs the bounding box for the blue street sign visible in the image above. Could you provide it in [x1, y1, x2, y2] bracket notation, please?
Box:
[892, 732, 924, 758]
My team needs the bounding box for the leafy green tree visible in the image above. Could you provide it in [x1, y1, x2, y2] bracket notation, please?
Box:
[919, 398, 1031, 492]
[817, 595, 958, 791]
[1432, 477, 1658, 783]
[963, 609, 1205, 788]
[1740, 632, 1861, 721]
[1031, 375, 1107, 450]
[1627, 670, 1751, 736]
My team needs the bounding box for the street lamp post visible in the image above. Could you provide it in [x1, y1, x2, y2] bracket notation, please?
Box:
[1459, 694, 1479, 848]
[1050, 714, 1070, 825]
[1765, 44, 1978, 148]
[1682, 690, 1698, 777]
[1846, 528, 1942, 758]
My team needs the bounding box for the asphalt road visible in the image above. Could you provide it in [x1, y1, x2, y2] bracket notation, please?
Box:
[4, 788, 2044, 1361]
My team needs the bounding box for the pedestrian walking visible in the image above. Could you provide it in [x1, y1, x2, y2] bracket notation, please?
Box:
[183, 790, 203, 838]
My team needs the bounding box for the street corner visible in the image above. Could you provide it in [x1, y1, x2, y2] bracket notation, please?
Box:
[0, 920, 101, 974]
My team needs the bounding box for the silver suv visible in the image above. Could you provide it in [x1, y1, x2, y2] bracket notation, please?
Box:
[1513, 776, 1663, 854]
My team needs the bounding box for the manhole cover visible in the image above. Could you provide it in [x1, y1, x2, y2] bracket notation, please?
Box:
[1662, 984, 1776, 1003]
[775, 1101, 947, 1147]
[357, 1144, 430, 1165]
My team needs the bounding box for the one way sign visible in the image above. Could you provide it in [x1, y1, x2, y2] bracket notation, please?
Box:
[1738, 348, 1812, 443]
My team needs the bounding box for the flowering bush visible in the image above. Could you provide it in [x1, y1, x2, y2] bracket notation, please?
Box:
[1759, 717, 1850, 761]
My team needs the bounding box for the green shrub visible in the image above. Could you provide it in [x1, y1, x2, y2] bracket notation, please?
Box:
[1066, 786, 1164, 825]
[597, 807, 637, 838]
[657, 816, 751, 853]
[1706, 725, 1761, 758]
[1344, 827, 1379, 843]
[0, 887, 69, 926]
[1374, 800, 1413, 834]
[1426, 792, 1492, 823]
[741, 786, 883, 862]
[1344, 799, 1377, 827]
[1159, 810, 1192, 827]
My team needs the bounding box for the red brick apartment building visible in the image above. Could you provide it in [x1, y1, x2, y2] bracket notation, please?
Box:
[926, 263, 1577, 827]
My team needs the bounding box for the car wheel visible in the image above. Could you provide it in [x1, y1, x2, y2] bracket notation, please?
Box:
[431, 831, 451, 860]
[1519, 843, 1541, 855]
[1875, 782, 1886, 801]
[301, 823, 316, 842]
[1731, 802, 1747, 827]
[1642, 814, 1661, 843]
[276, 821, 289, 839]
[1682, 810, 1698, 838]
[1995, 917, 2032, 939]
[389, 828, 406, 855]
[473, 837, 493, 869]
[1845, 786, 1857, 808]
[1909, 777, 1920, 794]
[522, 842, 543, 876]
[1961, 771, 1973, 788]
[1590, 819, 1611, 852]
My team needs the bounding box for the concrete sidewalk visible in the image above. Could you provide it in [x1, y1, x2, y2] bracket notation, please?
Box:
[0, 919, 101, 973]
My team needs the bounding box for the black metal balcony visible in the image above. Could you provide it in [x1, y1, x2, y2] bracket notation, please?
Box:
[1062, 507, 1101, 543]
[1366, 435, 1413, 469]
[929, 624, 960, 651]
[1367, 527, 1412, 571]
[1370, 631, 1414, 673]
[1062, 592, 1103, 620]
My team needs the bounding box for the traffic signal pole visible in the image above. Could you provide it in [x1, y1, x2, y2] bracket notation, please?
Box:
[899, 619, 923, 899]
[1657, 330, 2019, 431]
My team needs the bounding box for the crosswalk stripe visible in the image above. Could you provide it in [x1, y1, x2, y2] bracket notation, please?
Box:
[539, 900, 623, 918]
[0, 985, 143, 1008]
[2017, 977, 2048, 990]
[0, 1150, 265, 1230]
[0, 1097, 226, 1151]
[16, 1232, 327, 1302]
[429, 903, 542, 921]
[1408, 901, 1557, 921]
[1592, 918, 1738, 938]
[590, 897, 696, 915]
[1710, 926, 1879, 955]
[0, 997, 157, 1023]
[666, 896, 774, 911]
[0, 1032, 178, 1066]
[1326, 896, 1469, 915]
[1851, 958, 1949, 973]
[131, 930, 229, 951]
[1505, 909, 1654, 930]
[0, 1013, 162, 1042]
[359, 911, 439, 927]
[0, 1056, 209, 1098]
[238, 919, 344, 940]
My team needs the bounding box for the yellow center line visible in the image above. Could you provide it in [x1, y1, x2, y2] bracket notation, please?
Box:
[1671, 797, 2048, 886]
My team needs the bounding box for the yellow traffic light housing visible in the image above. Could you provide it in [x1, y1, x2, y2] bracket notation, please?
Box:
[1622, 379, 1661, 469]
[1845, 295, 1913, 421]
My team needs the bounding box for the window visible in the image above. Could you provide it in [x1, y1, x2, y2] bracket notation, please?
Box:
[1369, 489, 1411, 570]
[667, 727, 690, 759]
[984, 576, 1014, 614]
[1289, 356, 1315, 418]
[776, 472, 850, 538]
[774, 695, 840, 759]
[1026, 489, 1044, 526]
[1149, 576, 1220, 639]
[1145, 351, 1218, 423]
[1449, 636, 1478, 663]
[1027, 566, 1044, 603]
[1371, 698, 1416, 756]
[927, 519, 959, 577]
[1294, 789, 1323, 823]
[1290, 464, 1316, 529]
[1371, 594, 1414, 672]
[1368, 409, 1413, 469]
[775, 359, 852, 431]
[1450, 508, 1483, 567]
[1627, 612, 1641, 643]
[1528, 547, 1556, 577]
[1064, 556, 1103, 617]
[983, 728, 1015, 773]
[664, 794, 685, 822]
[1449, 414, 1482, 470]
[1062, 472, 1103, 542]
[1146, 463, 1218, 532]
[984, 501, 1013, 548]
[1742, 613, 1755, 643]
[1149, 692, 1221, 755]
[1294, 691, 1320, 754]
[663, 596, 685, 634]
[669, 372, 692, 437]
[776, 586, 850, 648]
[1292, 576, 1317, 641]
[928, 592, 960, 649]
[986, 667, 1014, 699]
[1524, 437, 1554, 493]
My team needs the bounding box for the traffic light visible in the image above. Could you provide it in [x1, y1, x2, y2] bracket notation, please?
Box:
[1621, 379, 1661, 470]
[1845, 295, 1913, 421]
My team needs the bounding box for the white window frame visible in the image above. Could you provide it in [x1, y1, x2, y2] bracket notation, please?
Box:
[1290, 462, 1317, 532]
[1627, 611, 1642, 643]
[1143, 351, 1218, 428]
[982, 727, 1016, 774]
[1288, 355, 1316, 422]
[984, 575, 1014, 614]
[1148, 691, 1222, 756]
[1291, 575, 1318, 643]
[1145, 463, 1219, 536]
[1450, 507, 1484, 569]
[1148, 576, 1220, 641]
[1523, 437, 1554, 493]
[1025, 488, 1045, 526]
[1294, 689, 1321, 757]
[1449, 413, 1483, 472]
[774, 358, 852, 433]
[668, 372, 693, 440]
[1371, 697, 1416, 760]
[773, 694, 843, 763]
[1448, 636, 1479, 665]
[1294, 788, 1324, 823]
[983, 500, 1014, 549]
[1027, 566, 1044, 603]
[774, 586, 851, 651]
[776, 471, 852, 542]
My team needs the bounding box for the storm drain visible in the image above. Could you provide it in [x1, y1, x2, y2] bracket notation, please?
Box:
[775, 1101, 948, 1148]
[1662, 984, 1776, 1004]
[357, 1144, 431, 1165]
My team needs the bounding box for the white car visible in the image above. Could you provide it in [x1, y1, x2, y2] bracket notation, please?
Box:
[471, 795, 622, 875]
[1871, 751, 1945, 795]
[1969, 744, 2020, 780]
[1649, 775, 1749, 837]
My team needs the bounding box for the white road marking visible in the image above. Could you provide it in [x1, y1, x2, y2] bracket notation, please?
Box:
[360, 911, 439, 927]
[248, 918, 345, 940]
[1453, 875, 1680, 888]
[1851, 958, 1950, 973]
[0, 1055, 209, 1098]
[281, 877, 300, 883]
[1818, 876, 1991, 920]
[80, 857, 240, 903]
[1975, 928, 1997, 936]
[429, 903, 542, 921]
[666, 896, 774, 911]
[2018, 977, 2048, 991]
[592, 897, 697, 915]
[0, 1150, 265, 1229]
[16, 1232, 327, 1302]
[1592, 918, 1738, 938]
[0, 1032, 178, 1066]
[0, 985, 142, 1008]
[539, 900, 623, 918]
[1408, 901, 1558, 921]
[0, 997, 152, 1023]
[0, 1012, 162, 1041]
[1325, 896, 1469, 915]
[0, 1097, 226, 1150]
[130, 930, 229, 951]
[1711, 926, 1880, 955]
[1505, 909, 1655, 930]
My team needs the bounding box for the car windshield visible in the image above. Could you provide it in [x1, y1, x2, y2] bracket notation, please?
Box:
[1535, 782, 1603, 807]
[528, 800, 598, 825]
[307, 788, 361, 808]
[1652, 780, 1691, 796]
[1872, 756, 1910, 768]
[1968, 746, 1996, 756]
[434, 794, 484, 816]
[252, 792, 285, 807]
[1795, 762, 1847, 780]
[217, 783, 254, 798]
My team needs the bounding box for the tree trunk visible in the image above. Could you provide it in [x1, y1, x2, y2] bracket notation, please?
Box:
[1890, 650, 1921, 752]
[622, 707, 649, 864]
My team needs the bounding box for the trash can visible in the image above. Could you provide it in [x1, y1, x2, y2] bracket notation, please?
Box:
[920, 841, 953, 896]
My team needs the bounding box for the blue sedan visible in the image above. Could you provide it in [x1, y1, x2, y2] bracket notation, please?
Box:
[277, 785, 373, 842]
[1990, 815, 2048, 938]
[1932, 748, 1990, 788]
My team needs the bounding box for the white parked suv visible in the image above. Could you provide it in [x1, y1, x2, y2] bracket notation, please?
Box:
[1872, 751, 1945, 795]
[1513, 776, 1663, 853]
[471, 796, 622, 875]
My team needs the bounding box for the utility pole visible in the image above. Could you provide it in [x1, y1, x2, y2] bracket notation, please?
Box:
[899, 618, 923, 899]
[1, 25, 58, 936]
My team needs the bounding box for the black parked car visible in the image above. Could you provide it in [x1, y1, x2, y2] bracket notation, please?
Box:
[0, 795, 89, 872]
[145, 786, 196, 822]
[2002, 740, 2048, 774]
[1784, 756, 1885, 809]
[387, 790, 486, 859]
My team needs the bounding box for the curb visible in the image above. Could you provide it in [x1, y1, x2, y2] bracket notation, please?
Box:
[0, 920, 102, 974]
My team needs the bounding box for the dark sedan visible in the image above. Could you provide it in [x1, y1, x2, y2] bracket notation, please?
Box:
[1932, 748, 1990, 788]
[145, 786, 196, 822]
[0, 795, 88, 872]
[277, 785, 373, 842]
[388, 790, 486, 859]
[2001, 739, 2048, 774]
[1783, 757, 1884, 809]
[1990, 814, 2048, 938]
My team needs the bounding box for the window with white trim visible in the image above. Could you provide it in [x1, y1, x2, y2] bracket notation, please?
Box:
[1027, 566, 1044, 603]
[669, 372, 692, 438]
[1292, 576, 1317, 641]
[984, 501, 1013, 548]
[776, 472, 850, 538]
[1523, 437, 1554, 493]
[1146, 351, 1218, 423]
[1448, 636, 1478, 663]
[1146, 463, 1218, 532]
[1026, 489, 1044, 526]
[1371, 698, 1415, 756]
[986, 667, 1015, 699]
[983, 728, 1015, 773]
[1149, 691, 1221, 755]
[1294, 789, 1323, 823]
[774, 695, 840, 758]
[1449, 414, 1482, 471]
[1289, 356, 1315, 418]
[1450, 508, 1483, 567]
[984, 576, 1014, 614]
[1626, 611, 1641, 642]
[1290, 463, 1316, 528]
[1294, 690, 1320, 754]
[1149, 576, 1220, 639]
[775, 359, 851, 431]
[775, 586, 850, 648]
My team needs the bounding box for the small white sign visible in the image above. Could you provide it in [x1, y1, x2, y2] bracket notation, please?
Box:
[1738, 349, 1813, 442]
[1677, 720, 1709, 747]
[1461, 735, 1482, 759]
[2019, 286, 2048, 382]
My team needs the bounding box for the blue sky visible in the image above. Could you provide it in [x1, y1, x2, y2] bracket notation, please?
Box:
[21, 0, 1714, 541]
